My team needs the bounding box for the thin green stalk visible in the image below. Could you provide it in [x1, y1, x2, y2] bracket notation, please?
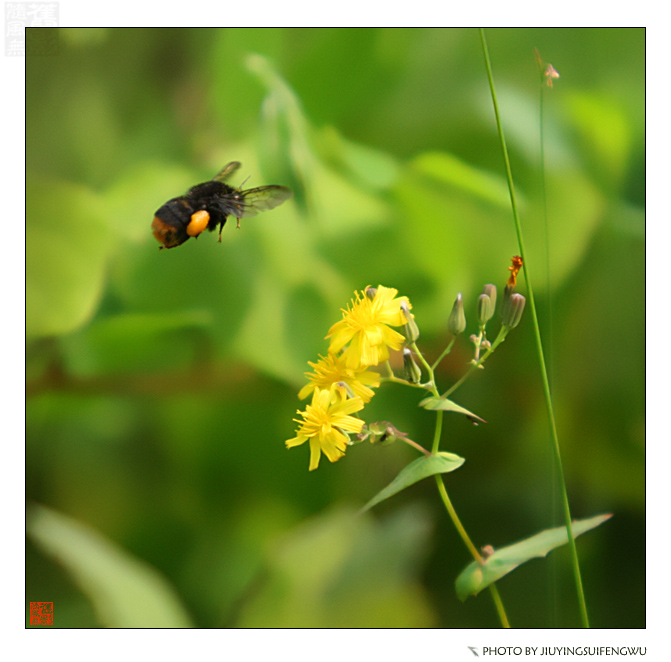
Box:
[538, 50, 560, 627]
[431, 336, 456, 371]
[381, 360, 432, 390]
[399, 434, 432, 457]
[539, 68, 554, 361]
[423, 357, 510, 627]
[431, 408, 443, 454]
[435, 473, 510, 628]
[479, 28, 590, 628]
[441, 326, 508, 399]
[411, 342, 440, 397]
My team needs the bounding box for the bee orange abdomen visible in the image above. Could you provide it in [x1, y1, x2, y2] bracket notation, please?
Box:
[152, 216, 181, 249]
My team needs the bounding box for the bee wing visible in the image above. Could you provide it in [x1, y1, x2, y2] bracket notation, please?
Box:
[212, 162, 242, 182]
[236, 185, 293, 218]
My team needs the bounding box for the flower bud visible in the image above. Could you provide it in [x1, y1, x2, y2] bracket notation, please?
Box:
[447, 293, 466, 335]
[477, 294, 493, 327]
[401, 300, 420, 344]
[501, 293, 526, 329]
[403, 348, 422, 384]
[482, 285, 497, 316]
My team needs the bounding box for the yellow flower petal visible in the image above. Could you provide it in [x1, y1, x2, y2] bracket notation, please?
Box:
[286, 387, 365, 471]
[298, 353, 380, 403]
[285, 434, 308, 449]
[326, 285, 411, 369]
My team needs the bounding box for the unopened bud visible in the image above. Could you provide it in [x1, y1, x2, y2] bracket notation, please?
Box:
[477, 294, 494, 327]
[482, 285, 496, 316]
[501, 293, 526, 329]
[401, 300, 420, 344]
[447, 293, 466, 335]
[403, 348, 422, 384]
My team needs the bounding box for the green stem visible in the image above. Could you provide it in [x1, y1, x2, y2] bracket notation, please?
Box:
[479, 28, 590, 628]
[441, 327, 508, 399]
[431, 336, 456, 372]
[400, 435, 432, 457]
[538, 52, 560, 626]
[431, 409, 443, 454]
[435, 474, 510, 628]
[381, 360, 434, 391]
[411, 342, 440, 397]
[405, 331, 511, 626]
[431, 406, 510, 627]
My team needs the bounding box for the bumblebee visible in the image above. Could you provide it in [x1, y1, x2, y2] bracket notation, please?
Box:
[152, 162, 292, 249]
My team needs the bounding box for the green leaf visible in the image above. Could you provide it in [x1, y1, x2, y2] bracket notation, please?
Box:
[412, 151, 513, 208]
[419, 395, 486, 423]
[27, 505, 194, 627]
[27, 179, 114, 338]
[455, 514, 612, 601]
[237, 505, 437, 627]
[318, 126, 401, 190]
[361, 452, 465, 513]
[565, 92, 633, 187]
[60, 310, 212, 377]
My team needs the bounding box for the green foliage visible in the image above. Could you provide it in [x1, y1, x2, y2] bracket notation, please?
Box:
[26, 179, 114, 338]
[27, 505, 194, 627]
[60, 311, 212, 377]
[236, 505, 436, 627]
[361, 452, 465, 513]
[455, 514, 612, 601]
[26, 28, 644, 628]
[419, 395, 486, 422]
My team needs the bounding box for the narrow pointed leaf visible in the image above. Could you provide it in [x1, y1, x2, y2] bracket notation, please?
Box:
[419, 395, 486, 423]
[361, 452, 464, 513]
[27, 505, 194, 627]
[455, 513, 612, 601]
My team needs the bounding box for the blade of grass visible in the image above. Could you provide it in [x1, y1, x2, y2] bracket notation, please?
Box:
[478, 28, 590, 628]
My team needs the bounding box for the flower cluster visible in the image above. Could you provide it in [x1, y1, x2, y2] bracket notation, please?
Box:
[285, 263, 526, 471]
[286, 285, 413, 470]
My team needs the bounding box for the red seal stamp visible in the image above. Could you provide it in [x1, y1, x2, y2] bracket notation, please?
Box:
[29, 602, 53, 625]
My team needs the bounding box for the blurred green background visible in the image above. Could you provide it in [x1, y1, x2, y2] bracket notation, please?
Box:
[26, 28, 644, 628]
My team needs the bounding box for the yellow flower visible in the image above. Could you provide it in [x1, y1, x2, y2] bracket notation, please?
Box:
[298, 353, 380, 403]
[326, 285, 410, 369]
[286, 387, 365, 471]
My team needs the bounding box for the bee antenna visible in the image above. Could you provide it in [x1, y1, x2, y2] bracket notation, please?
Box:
[238, 175, 251, 191]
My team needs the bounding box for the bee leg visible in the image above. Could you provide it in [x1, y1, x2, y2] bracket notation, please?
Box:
[214, 215, 228, 242]
[236, 217, 241, 229]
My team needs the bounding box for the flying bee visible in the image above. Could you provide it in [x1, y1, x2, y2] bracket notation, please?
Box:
[151, 162, 293, 249]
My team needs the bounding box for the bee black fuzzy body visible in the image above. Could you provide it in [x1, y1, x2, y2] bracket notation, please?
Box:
[151, 163, 292, 249]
